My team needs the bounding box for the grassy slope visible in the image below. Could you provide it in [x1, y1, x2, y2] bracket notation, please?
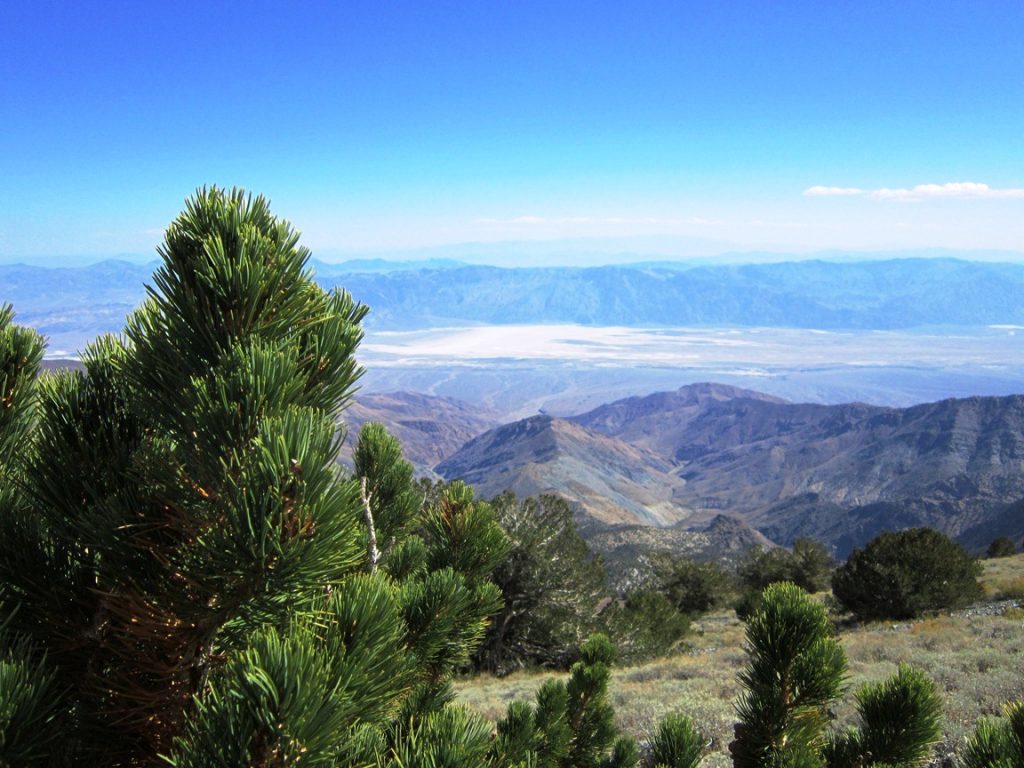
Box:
[456, 553, 1024, 767]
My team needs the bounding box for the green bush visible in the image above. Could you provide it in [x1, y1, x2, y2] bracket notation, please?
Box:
[832, 528, 983, 620]
[986, 536, 1018, 558]
[476, 493, 608, 675]
[734, 539, 833, 620]
[651, 555, 735, 615]
[648, 713, 705, 768]
[826, 664, 942, 768]
[730, 584, 942, 768]
[962, 699, 1024, 768]
[610, 589, 691, 662]
[738, 539, 833, 595]
[491, 635, 705, 768]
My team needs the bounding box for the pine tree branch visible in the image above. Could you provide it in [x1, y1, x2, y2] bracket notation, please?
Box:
[360, 476, 380, 573]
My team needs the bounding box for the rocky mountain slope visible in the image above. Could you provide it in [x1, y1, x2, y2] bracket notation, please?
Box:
[435, 415, 687, 527]
[436, 384, 1024, 555]
[338, 391, 497, 476]
[587, 514, 775, 587]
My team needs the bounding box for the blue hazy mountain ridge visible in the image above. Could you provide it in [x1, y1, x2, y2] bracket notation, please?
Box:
[5, 257, 1024, 353]
[311, 257, 468, 275]
[331, 258, 1024, 330]
[0, 260, 156, 353]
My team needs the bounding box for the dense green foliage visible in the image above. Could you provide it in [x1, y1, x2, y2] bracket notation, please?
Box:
[832, 528, 983, 620]
[611, 589, 691, 662]
[825, 665, 942, 768]
[475, 493, 607, 675]
[730, 583, 847, 767]
[986, 536, 1018, 558]
[962, 700, 1024, 768]
[648, 714, 706, 768]
[739, 539, 833, 594]
[0, 189, 509, 766]
[650, 555, 734, 615]
[730, 583, 942, 768]
[733, 539, 832, 620]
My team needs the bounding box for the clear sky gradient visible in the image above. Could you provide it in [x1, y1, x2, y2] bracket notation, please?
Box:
[2, 1, 1023, 263]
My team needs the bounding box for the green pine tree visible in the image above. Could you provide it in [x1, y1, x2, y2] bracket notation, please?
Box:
[730, 583, 847, 768]
[730, 583, 942, 768]
[477, 492, 608, 674]
[0, 188, 507, 766]
[491, 634, 706, 768]
[491, 635, 637, 768]
[961, 700, 1024, 768]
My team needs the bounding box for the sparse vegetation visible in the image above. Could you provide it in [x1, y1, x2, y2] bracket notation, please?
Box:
[459, 554, 1024, 766]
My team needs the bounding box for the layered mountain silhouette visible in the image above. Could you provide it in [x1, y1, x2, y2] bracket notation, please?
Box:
[426, 383, 1024, 556]
[8, 258, 1024, 349]
[334, 258, 1024, 329]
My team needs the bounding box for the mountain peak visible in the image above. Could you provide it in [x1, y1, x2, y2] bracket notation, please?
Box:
[674, 382, 788, 404]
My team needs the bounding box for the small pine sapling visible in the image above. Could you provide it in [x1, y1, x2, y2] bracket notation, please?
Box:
[648, 713, 705, 768]
[730, 582, 847, 767]
[961, 700, 1024, 768]
[826, 664, 942, 768]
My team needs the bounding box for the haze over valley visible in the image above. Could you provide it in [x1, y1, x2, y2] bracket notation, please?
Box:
[8, 255, 1024, 417]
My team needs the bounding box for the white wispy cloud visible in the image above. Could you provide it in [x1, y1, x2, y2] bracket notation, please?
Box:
[804, 181, 1024, 201]
[872, 182, 1024, 200]
[803, 186, 865, 197]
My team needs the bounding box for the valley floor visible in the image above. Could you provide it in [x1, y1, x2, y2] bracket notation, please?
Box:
[456, 554, 1024, 767]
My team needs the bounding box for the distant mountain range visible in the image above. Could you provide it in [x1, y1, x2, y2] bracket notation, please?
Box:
[6, 258, 1024, 354]
[344, 383, 1024, 558]
[334, 258, 1024, 329]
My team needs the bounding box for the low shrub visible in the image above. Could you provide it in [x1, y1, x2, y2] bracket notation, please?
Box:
[738, 538, 833, 594]
[992, 575, 1024, 602]
[832, 528, 983, 621]
[961, 700, 1024, 768]
[986, 536, 1018, 558]
[651, 555, 735, 615]
[731, 583, 942, 768]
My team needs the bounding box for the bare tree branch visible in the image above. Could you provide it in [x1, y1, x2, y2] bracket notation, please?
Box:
[360, 476, 380, 573]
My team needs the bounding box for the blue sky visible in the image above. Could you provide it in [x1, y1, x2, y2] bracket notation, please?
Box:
[2, 0, 1023, 263]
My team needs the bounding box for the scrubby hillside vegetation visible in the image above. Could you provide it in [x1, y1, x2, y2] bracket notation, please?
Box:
[460, 553, 1024, 767]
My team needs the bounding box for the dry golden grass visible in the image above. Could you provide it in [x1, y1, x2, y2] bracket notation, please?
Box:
[456, 554, 1024, 766]
[981, 551, 1024, 598]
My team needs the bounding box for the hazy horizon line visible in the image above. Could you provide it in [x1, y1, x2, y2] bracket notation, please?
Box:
[3, 241, 1024, 270]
